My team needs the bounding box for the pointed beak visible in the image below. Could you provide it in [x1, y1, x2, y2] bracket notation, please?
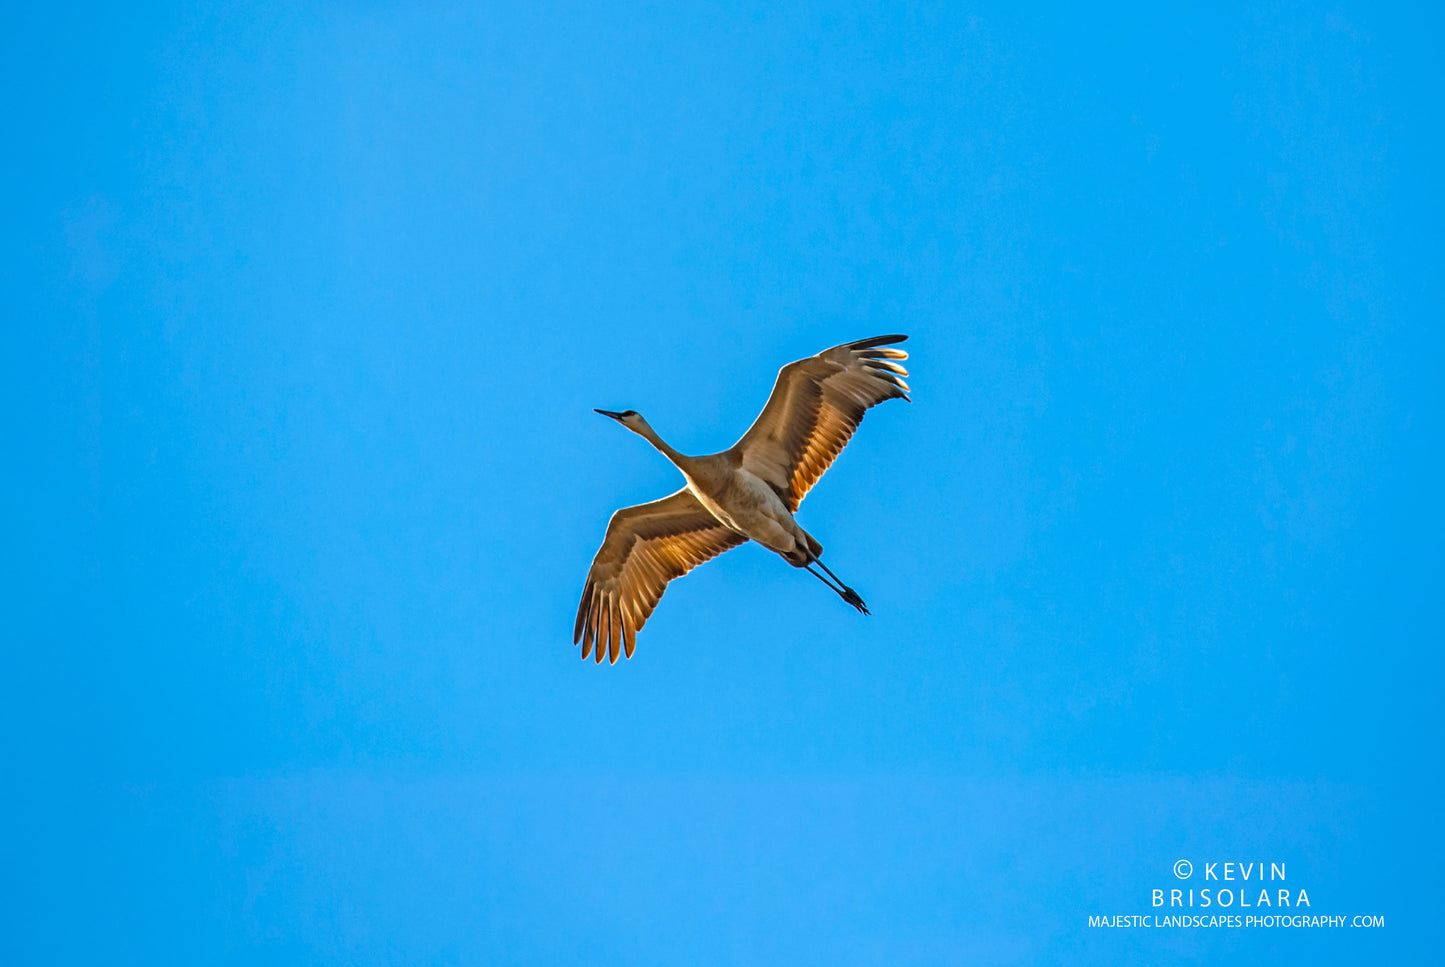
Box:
[594, 409, 626, 420]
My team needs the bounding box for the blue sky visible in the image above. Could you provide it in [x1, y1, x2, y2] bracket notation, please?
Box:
[3, 1, 1440, 963]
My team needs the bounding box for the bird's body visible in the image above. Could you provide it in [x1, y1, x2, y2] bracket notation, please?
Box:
[576, 335, 911, 663]
[674, 453, 814, 563]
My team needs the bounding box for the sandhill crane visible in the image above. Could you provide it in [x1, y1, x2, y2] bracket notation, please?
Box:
[575, 334, 911, 663]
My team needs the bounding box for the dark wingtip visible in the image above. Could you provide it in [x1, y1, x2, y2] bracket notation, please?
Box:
[850, 334, 908, 349]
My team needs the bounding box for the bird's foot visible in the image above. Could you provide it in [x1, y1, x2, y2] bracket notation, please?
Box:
[840, 587, 870, 615]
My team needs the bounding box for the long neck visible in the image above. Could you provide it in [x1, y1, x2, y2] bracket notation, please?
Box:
[634, 421, 690, 470]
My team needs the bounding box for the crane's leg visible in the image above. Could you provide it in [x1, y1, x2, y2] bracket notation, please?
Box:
[805, 562, 870, 615]
[814, 558, 869, 615]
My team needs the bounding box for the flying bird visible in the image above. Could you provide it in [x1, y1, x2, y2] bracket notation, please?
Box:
[576, 334, 911, 663]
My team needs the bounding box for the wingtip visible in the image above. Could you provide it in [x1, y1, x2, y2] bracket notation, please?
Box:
[862, 358, 909, 376]
[850, 334, 908, 350]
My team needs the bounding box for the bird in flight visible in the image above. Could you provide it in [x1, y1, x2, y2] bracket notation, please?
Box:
[576, 334, 911, 663]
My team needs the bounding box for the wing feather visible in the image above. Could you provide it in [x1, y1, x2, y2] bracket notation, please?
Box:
[730, 335, 910, 512]
[574, 489, 747, 663]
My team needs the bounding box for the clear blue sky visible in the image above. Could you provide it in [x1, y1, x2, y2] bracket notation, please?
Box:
[3, 1, 1440, 963]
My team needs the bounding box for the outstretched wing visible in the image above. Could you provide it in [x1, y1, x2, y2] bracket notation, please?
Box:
[575, 489, 748, 664]
[730, 334, 910, 512]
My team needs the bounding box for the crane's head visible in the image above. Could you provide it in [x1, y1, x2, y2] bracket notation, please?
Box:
[594, 408, 650, 431]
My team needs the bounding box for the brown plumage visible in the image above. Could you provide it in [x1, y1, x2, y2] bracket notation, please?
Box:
[733, 334, 911, 513]
[574, 490, 747, 662]
[575, 335, 910, 663]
